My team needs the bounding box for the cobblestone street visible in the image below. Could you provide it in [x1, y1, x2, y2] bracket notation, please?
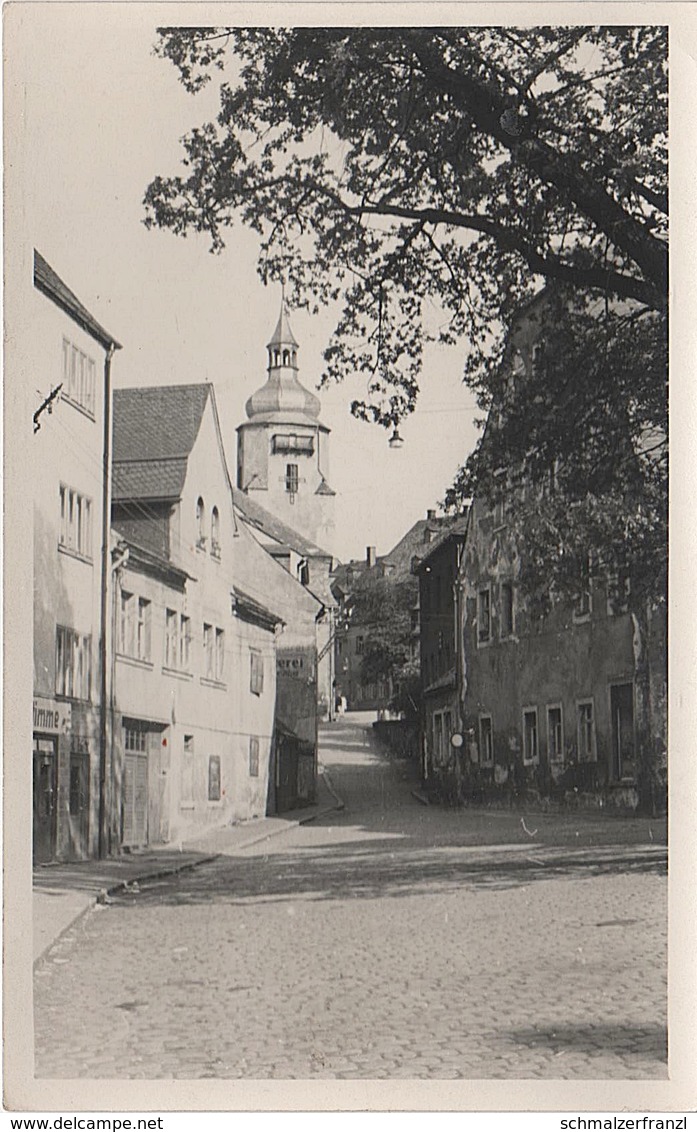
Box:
[34, 717, 667, 1080]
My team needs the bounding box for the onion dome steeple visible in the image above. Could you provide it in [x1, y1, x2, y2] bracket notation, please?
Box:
[244, 294, 322, 426]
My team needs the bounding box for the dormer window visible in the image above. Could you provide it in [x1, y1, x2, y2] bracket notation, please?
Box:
[211, 506, 221, 559]
[196, 497, 206, 549]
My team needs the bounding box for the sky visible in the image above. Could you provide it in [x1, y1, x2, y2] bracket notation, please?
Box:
[16, 5, 480, 563]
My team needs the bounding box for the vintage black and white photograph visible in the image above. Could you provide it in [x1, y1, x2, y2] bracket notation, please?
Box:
[4, 3, 695, 1115]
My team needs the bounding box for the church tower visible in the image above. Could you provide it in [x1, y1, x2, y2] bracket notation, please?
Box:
[236, 298, 336, 550]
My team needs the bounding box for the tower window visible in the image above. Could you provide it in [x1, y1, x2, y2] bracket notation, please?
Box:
[285, 464, 299, 496]
[282, 349, 290, 366]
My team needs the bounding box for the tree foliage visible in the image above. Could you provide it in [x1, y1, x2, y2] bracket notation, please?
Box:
[349, 574, 418, 692]
[145, 26, 667, 605]
[146, 26, 667, 432]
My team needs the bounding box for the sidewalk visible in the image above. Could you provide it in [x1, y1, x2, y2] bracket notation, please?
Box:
[33, 769, 342, 964]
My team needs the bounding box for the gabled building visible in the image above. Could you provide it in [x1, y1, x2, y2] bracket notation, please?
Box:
[110, 382, 321, 847]
[456, 293, 667, 811]
[32, 251, 121, 862]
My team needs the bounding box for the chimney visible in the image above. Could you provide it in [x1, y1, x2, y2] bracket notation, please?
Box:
[427, 509, 436, 521]
[366, 546, 376, 567]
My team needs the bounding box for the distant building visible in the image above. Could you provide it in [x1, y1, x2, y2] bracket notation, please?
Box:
[236, 299, 336, 554]
[414, 515, 468, 783]
[32, 251, 121, 862]
[334, 512, 456, 713]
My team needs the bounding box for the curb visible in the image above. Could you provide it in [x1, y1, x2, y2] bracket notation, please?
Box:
[319, 767, 345, 811]
[35, 786, 346, 966]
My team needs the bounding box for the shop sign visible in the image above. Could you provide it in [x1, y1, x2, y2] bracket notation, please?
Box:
[33, 697, 71, 735]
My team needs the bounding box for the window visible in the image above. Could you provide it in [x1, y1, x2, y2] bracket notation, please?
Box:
[59, 485, 92, 559]
[203, 623, 213, 678]
[196, 497, 206, 548]
[208, 755, 221, 802]
[523, 708, 539, 765]
[210, 507, 221, 558]
[136, 599, 152, 661]
[62, 337, 96, 417]
[215, 628, 225, 681]
[356, 635, 364, 656]
[577, 701, 596, 762]
[285, 463, 299, 496]
[574, 558, 592, 621]
[203, 624, 225, 681]
[273, 434, 314, 456]
[180, 616, 191, 671]
[249, 736, 260, 777]
[119, 593, 151, 661]
[164, 610, 191, 672]
[250, 649, 264, 695]
[478, 587, 491, 643]
[500, 583, 514, 638]
[55, 627, 91, 700]
[165, 609, 178, 668]
[547, 705, 564, 762]
[479, 715, 493, 765]
[124, 725, 147, 752]
[181, 735, 195, 805]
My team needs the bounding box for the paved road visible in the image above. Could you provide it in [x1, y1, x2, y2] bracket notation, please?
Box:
[34, 716, 667, 1079]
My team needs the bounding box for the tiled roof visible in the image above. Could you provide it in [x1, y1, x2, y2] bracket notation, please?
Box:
[34, 250, 121, 350]
[413, 513, 470, 571]
[379, 516, 459, 579]
[112, 458, 189, 502]
[113, 385, 210, 463]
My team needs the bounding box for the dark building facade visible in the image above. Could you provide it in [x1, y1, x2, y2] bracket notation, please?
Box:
[455, 295, 667, 811]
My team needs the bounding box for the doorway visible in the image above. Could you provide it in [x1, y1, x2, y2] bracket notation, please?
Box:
[33, 736, 57, 864]
[69, 750, 90, 858]
[611, 682, 636, 780]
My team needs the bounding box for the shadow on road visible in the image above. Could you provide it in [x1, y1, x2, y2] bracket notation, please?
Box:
[504, 1022, 667, 1062]
[110, 835, 667, 910]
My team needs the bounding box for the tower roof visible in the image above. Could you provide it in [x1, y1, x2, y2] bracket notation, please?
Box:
[267, 299, 299, 350]
[245, 298, 323, 426]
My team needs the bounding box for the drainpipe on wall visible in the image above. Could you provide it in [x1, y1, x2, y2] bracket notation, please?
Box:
[98, 342, 116, 859]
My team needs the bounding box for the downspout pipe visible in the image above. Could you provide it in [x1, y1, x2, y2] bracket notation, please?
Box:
[98, 342, 116, 859]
